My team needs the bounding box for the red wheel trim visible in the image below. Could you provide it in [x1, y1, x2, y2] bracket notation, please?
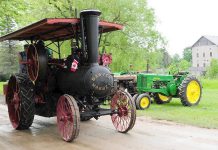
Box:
[56, 96, 75, 141]
[7, 78, 21, 129]
[111, 91, 132, 132]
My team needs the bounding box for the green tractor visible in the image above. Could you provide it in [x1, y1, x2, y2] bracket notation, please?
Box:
[134, 72, 202, 109]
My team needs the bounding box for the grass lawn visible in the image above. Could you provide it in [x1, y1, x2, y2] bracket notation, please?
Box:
[138, 79, 218, 129]
[200, 78, 218, 89]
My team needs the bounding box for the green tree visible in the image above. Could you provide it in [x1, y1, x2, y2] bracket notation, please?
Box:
[206, 59, 218, 78]
[159, 48, 171, 68]
[0, 18, 21, 77]
[0, 0, 27, 29]
[171, 53, 181, 63]
[0, 0, 167, 73]
[183, 47, 192, 62]
[27, 0, 166, 72]
[179, 59, 191, 71]
[0, 0, 26, 78]
[168, 59, 191, 74]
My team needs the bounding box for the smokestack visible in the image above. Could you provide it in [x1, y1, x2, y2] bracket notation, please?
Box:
[80, 10, 101, 64]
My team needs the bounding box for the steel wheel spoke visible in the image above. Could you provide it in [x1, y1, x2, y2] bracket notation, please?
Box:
[111, 90, 136, 133]
[57, 95, 79, 142]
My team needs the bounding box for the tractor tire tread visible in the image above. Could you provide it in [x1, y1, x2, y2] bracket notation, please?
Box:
[178, 76, 202, 106]
[15, 73, 35, 130]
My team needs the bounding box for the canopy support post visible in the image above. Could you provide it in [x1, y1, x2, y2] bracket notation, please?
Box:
[57, 41, 61, 59]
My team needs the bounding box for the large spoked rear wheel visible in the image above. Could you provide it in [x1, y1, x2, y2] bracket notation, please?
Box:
[27, 44, 48, 82]
[27, 44, 39, 81]
[56, 94, 80, 142]
[179, 76, 202, 106]
[6, 74, 35, 130]
[153, 93, 172, 104]
[111, 90, 136, 133]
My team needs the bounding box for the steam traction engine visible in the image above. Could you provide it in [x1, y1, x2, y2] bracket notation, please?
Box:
[0, 10, 136, 142]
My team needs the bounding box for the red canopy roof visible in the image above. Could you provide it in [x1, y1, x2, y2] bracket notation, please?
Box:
[0, 18, 123, 42]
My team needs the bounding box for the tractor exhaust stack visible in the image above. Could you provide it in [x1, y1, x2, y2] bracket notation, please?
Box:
[80, 10, 101, 64]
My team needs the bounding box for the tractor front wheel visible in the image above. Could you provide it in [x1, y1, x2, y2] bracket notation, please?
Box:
[6, 74, 35, 130]
[153, 93, 172, 104]
[135, 93, 151, 110]
[111, 90, 136, 133]
[179, 76, 202, 106]
[56, 94, 80, 142]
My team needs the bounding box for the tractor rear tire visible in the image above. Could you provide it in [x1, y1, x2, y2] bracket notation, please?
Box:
[179, 76, 202, 106]
[6, 74, 35, 130]
[153, 93, 172, 104]
[135, 93, 151, 110]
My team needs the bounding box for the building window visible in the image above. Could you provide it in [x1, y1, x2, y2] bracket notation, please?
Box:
[197, 53, 199, 58]
[210, 52, 212, 57]
[203, 63, 206, 67]
[203, 52, 205, 57]
[197, 64, 199, 67]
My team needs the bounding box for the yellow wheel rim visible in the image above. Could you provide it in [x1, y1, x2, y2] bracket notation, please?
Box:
[186, 80, 201, 104]
[158, 93, 170, 102]
[140, 97, 150, 108]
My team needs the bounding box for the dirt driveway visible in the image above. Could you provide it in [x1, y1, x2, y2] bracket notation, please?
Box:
[0, 104, 218, 150]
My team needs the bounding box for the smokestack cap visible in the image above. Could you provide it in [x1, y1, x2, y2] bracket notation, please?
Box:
[80, 10, 101, 17]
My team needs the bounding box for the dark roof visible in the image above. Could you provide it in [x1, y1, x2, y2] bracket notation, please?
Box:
[0, 18, 123, 42]
[204, 35, 218, 45]
[192, 35, 218, 48]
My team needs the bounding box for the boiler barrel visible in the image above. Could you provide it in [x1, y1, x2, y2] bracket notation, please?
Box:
[56, 65, 114, 98]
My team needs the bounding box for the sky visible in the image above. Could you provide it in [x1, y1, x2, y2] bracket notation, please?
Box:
[147, 0, 218, 56]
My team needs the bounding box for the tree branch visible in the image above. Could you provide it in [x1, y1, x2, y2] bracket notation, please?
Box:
[49, 0, 67, 18]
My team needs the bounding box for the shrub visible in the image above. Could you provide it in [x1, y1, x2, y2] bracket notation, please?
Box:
[206, 59, 218, 78]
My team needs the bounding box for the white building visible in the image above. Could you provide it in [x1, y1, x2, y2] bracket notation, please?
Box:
[190, 36, 218, 75]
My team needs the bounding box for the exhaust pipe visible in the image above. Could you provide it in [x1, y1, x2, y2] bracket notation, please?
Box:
[80, 10, 101, 64]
